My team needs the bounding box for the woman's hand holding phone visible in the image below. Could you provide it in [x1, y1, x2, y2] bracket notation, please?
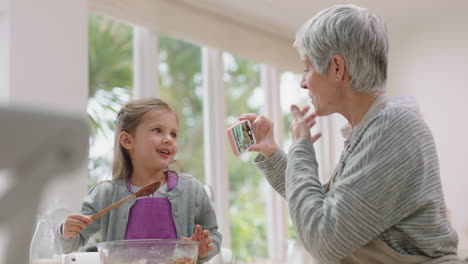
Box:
[227, 120, 256, 156]
[238, 113, 278, 157]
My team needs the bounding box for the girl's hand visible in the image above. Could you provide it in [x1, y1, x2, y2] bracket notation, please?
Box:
[182, 225, 214, 258]
[290, 105, 322, 144]
[62, 214, 93, 238]
[239, 113, 278, 157]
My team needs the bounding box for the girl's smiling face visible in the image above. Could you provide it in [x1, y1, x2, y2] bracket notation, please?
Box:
[126, 109, 179, 170]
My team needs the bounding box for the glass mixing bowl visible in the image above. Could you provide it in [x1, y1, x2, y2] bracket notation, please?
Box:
[97, 239, 199, 264]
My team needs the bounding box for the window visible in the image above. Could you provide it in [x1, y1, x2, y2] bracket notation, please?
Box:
[224, 53, 268, 262]
[158, 36, 205, 182]
[280, 72, 309, 241]
[88, 14, 133, 187]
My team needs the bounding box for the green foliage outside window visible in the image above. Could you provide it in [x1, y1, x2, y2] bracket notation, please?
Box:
[88, 14, 133, 137]
[158, 37, 205, 181]
[87, 14, 133, 188]
[224, 56, 268, 261]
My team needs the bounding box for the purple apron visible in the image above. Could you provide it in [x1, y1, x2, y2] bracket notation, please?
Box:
[124, 171, 178, 240]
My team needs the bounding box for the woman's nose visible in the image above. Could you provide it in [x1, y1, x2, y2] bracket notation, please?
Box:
[300, 76, 308, 89]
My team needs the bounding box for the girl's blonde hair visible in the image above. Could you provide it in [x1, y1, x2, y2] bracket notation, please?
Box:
[111, 98, 179, 181]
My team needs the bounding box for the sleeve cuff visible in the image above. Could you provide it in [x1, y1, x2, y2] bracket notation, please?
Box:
[253, 148, 284, 169]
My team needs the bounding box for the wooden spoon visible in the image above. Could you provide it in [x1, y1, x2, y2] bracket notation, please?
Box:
[91, 181, 161, 220]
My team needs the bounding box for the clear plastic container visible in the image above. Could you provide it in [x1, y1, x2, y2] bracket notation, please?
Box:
[29, 215, 62, 264]
[97, 239, 199, 264]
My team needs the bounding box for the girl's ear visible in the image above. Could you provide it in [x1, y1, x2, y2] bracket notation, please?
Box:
[119, 131, 134, 151]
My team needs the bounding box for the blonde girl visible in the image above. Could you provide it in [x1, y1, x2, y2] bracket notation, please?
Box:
[58, 98, 221, 263]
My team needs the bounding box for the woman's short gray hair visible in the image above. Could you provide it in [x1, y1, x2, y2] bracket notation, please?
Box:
[294, 5, 388, 95]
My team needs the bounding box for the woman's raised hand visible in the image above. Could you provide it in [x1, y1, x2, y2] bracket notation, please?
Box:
[290, 105, 322, 144]
[239, 113, 278, 157]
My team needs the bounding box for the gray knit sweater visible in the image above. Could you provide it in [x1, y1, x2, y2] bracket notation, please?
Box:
[254, 96, 458, 263]
[56, 172, 221, 263]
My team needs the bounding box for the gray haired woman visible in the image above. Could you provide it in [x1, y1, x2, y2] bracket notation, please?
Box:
[240, 5, 462, 264]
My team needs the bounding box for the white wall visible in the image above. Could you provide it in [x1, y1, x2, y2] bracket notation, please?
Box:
[1, 1, 88, 262]
[0, 2, 89, 260]
[387, 9, 468, 253]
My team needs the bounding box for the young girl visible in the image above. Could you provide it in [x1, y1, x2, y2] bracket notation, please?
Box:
[57, 98, 221, 262]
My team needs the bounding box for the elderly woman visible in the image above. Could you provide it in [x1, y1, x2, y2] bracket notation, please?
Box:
[241, 5, 461, 264]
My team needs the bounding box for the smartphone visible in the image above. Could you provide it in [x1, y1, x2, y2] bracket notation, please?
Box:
[227, 120, 256, 156]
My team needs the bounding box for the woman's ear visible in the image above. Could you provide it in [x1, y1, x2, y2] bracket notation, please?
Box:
[330, 54, 347, 81]
[119, 131, 133, 151]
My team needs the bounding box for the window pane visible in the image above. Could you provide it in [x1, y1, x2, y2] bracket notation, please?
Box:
[280, 72, 309, 151]
[280, 72, 309, 240]
[158, 36, 205, 182]
[88, 14, 133, 188]
[224, 53, 268, 262]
